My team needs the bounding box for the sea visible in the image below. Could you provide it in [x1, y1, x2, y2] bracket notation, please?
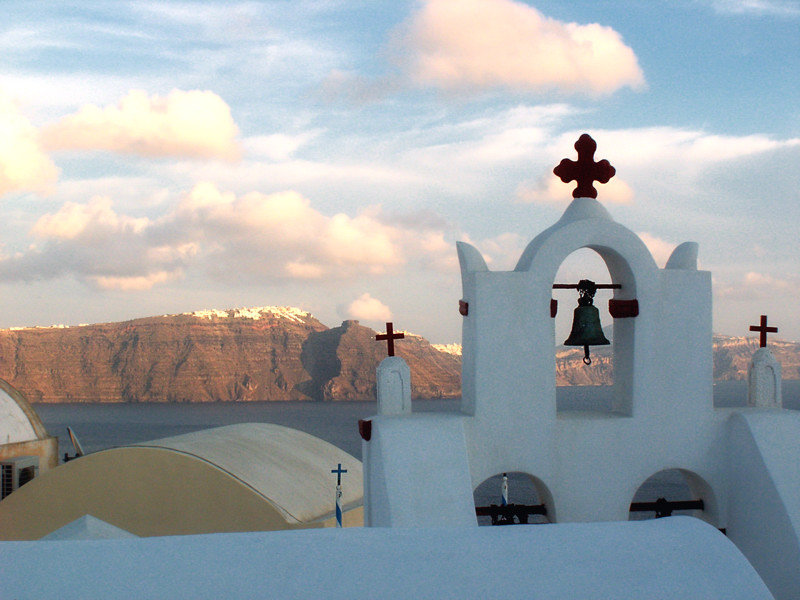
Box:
[35, 381, 800, 524]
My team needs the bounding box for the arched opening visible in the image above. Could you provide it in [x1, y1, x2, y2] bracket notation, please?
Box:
[553, 248, 618, 414]
[629, 469, 719, 527]
[473, 472, 554, 526]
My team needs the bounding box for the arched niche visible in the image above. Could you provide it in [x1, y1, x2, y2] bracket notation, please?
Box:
[473, 471, 555, 526]
[553, 248, 615, 411]
[628, 468, 719, 527]
[516, 199, 659, 416]
[547, 241, 641, 416]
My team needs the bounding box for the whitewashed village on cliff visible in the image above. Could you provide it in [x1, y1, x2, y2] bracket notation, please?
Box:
[1, 133, 798, 598]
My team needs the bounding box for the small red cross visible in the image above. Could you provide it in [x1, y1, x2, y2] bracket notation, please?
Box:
[553, 134, 616, 199]
[749, 314, 778, 348]
[376, 322, 404, 357]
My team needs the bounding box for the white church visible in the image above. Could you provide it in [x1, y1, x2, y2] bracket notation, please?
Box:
[1, 135, 797, 599]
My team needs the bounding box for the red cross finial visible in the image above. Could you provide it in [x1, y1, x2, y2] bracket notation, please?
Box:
[553, 133, 616, 199]
[749, 314, 778, 348]
[376, 322, 404, 356]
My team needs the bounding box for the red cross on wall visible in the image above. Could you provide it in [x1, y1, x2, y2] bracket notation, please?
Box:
[749, 315, 778, 348]
[376, 322, 404, 357]
[553, 133, 616, 199]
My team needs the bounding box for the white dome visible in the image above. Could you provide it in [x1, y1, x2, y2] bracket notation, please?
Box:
[0, 380, 44, 445]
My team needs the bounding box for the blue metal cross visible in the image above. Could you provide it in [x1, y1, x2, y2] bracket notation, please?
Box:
[331, 463, 348, 485]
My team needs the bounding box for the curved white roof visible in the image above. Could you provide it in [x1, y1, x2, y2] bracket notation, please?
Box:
[0, 379, 46, 445]
[131, 423, 363, 523]
[0, 517, 772, 599]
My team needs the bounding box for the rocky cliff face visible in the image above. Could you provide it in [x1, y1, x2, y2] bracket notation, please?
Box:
[712, 335, 800, 381]
[553, 335, 800, 386]
[320, 321, 461, 401]
[0, 307, 796, 403]
[0, 308, 461, 403]
[555, 346, 614, 386]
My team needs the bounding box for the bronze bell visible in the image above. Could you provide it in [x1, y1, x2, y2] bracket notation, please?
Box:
[564, 279, 609, 365]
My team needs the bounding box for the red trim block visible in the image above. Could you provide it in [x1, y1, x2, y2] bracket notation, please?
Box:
[608, 299, 639, 318]
[358, 419, 372, 441]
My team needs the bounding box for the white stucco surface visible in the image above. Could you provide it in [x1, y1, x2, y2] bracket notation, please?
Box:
[41, 515, 138, 540]
[134, 423, 362, 523]
[0, 387, 38, 444]
[0, 517, 773, 599]
[748, 347, 782, 407]
[363, 413, 475, 527]
[376, 356, 411, 416]
[727, 411, 800, 599]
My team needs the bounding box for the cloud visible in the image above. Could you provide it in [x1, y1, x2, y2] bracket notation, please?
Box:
[517, 174, 633, 204]
[742, 271, 793, 291]
[709, 0, 800, 16]
[244, 130, 323, 161]
[346, 293, 392, 322]
[470, 232, 527, 270]
[92, 270, 181, 291]
[390, 0, 645, 95]
[716, 271, 796, 299]
[31, 196, 148, 241]
[41, 89, 241, 160]
[0, 183, 455, 290]
[637, 232, 676, 268]
[0, 90, 59, 196]
[570, 127, 800, 168]
[538, 128, 800, 208]
[174, 183, 404, 279]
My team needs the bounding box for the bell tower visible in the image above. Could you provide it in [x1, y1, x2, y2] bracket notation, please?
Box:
[456, 133, 715, 522]
[361, 133, 800, 599]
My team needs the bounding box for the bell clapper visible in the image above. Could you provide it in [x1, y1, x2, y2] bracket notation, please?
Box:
[583, 345, 591, 365]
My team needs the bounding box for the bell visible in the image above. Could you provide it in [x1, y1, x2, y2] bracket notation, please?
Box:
[563, 280, 610, 365]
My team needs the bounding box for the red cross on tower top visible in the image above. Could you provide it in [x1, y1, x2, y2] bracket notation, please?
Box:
[553, 133, 616, 199]
[749, 314, 778, 348]
[376, 322, 404, 357]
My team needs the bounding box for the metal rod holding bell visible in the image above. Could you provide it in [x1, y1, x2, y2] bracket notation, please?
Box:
[553, 283, 621, 290]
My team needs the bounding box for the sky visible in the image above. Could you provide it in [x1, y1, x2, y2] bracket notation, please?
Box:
[0, 0, 798, 344]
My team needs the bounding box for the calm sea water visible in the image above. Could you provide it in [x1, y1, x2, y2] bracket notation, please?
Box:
[35, 381, 800, 524]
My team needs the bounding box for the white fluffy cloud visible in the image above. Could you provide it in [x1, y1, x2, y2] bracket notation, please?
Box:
[716, 271, 797, 300]
[346, 293, 392, 322]
[517, 174, 633, 205]
[41, 89, 241, 160]
[470, 232, 527, 270]
[0, 90, 59, 196]
[175, 183, 403, 279]
[391, 0, 645, 94]
[709, 0, 800, 16]
[637, 232, 676, 268]
[92, 270, 181, 291]
[0, 183, 454, 290]
[738, 271, 795, 297]
[31, 196, 148, 241]
[244, 131, 322, 161]
[569, 127, 800, 168]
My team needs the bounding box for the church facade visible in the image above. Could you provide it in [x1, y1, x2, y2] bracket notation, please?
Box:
[362, 135, 800, 599]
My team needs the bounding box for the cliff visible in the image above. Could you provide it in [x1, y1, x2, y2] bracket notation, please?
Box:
[0, 308, 461, 403]
[0, 307, 797, 402]
[553, 335, 800, 386]
[711, 335, 800, 381]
